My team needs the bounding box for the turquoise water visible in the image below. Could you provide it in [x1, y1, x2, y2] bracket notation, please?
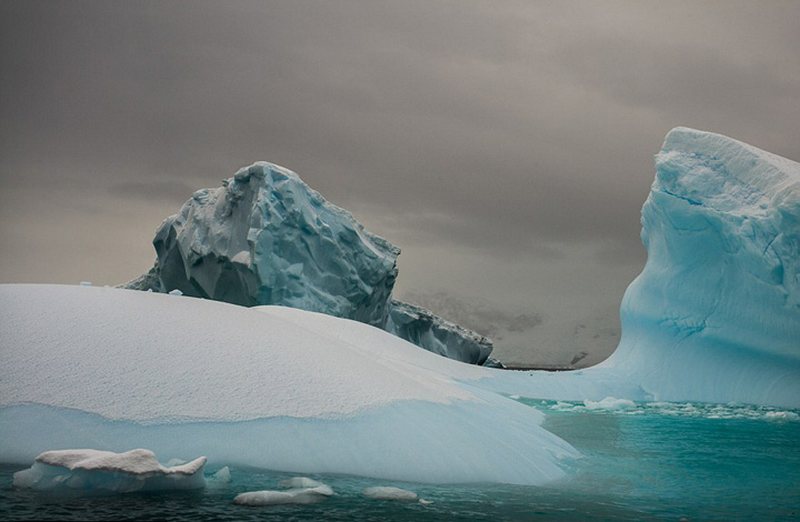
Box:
[1, 400, 798, 521]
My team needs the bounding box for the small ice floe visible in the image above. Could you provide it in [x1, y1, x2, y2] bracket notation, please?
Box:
[13, 449, 206, 494]
[210, 466, 232, 484]
[583, 397, 636, 411]
[278, 476, 325, 489]
[205, 466, 232, 489]
[509, 394, 521, 400]
[234, 477, 333, 506]
[168, 289, 183, 296]
[764, 411, 800, 421]
[363, 486, 431, 504]
[79, 281, 92, 287]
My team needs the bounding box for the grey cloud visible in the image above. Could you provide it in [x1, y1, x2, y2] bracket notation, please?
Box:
[108, 180, 196, 203]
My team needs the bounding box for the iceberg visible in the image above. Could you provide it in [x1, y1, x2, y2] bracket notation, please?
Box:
[362, 486, 419, 501]
[233, 486, 334, 506]
[12, 449, 206, 493]
[0, 284, 576, 486]
[385, 300, 493, 364]
[234, 479, 334, 506]
[124, 162, 493, 364]
[598, 128, 800, 406]
[479, 128, 800, 408]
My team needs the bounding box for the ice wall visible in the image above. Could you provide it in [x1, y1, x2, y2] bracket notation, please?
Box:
[386, 300, 493, 365]
[482, 128, 800, 407]
[145, 163, 399, 326]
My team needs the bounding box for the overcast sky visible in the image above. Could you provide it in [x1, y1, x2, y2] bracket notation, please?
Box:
[2, 1, 798, 364]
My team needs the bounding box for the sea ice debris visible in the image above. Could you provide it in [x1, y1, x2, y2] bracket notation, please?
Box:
[12, 449, 206, 493]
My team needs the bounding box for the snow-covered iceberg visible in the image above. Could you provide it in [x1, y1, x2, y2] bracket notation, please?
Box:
[124, 162, 493, 364]
[0, 284, 575, 486]
[12, 449, 206, 493]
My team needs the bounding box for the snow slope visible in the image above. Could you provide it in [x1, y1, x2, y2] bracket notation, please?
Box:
[0, 284, 575, 485]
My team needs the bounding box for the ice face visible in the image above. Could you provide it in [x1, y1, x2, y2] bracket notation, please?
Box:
[600, 128, 800, 406]
[12, 449, 206, 493]
[477, 128, 800, 408]
[0, 284, 576, 486]
[124, 162, 492, 364]
[147, 162, 400, 326]
[386, 300, 493, 365]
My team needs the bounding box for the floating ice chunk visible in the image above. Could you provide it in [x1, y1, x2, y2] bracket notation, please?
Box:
[764, 411, 800, 421]
[209, 466, 231, 485]
[233, 484, 334, 506]
[278, 477, 325, 489]
[168, 289, 183, 296]
[79, 281, 92, 286]
[12, 449, 206, 493]
[363, 486, 418, 501]
[583, 397, 636, 410]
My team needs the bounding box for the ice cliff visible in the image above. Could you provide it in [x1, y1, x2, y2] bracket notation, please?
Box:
[480, 128, 800, 408]
[125, 162, 491, 364]
[601, 127, 800, 405]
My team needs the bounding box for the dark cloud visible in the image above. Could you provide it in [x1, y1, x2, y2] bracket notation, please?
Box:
[1, 0, 798, 363]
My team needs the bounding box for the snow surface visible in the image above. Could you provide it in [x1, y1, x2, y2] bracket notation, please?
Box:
[12, 449, 206, 493]
[0, 284, 575, 485]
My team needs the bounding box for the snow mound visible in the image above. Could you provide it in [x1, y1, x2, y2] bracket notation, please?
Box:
[12, 449, 206, 493]
[363, 486, 418, 501]
[0, 284, 576, 486]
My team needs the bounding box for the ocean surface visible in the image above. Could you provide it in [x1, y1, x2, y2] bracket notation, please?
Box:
[1, 399, 798, 521]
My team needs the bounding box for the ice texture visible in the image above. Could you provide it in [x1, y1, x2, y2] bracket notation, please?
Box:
[145, 162, 399, 325]
[0, 284, 576, 486]
[124, 162, 493, 364]
[385, 300, 493, 364]
[12, 449, 206, 493]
